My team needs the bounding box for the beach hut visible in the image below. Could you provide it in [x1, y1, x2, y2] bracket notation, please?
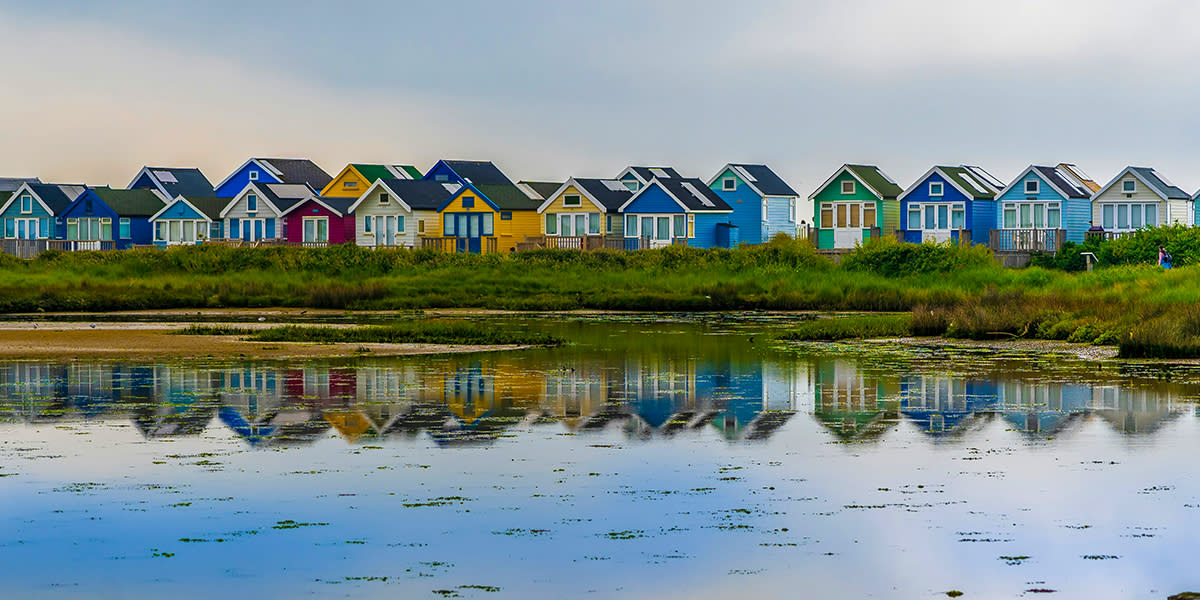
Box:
[349, 179, 460, 248]
[707, 163, 802, 245]
[279, 196, 356, 245]
[808, 164, 903, 249]
[536, 178, 632, 248]
[59, 187, 164, 249]
[149, 195, 228, 245]
[898, 166, 1003, 245]
[212, 158, 332, 198]
[618, 177, 734, 249]
[992, 164, 1097, 251]
[1090, 166, 1191, 235]
[320, 163, 422, 198]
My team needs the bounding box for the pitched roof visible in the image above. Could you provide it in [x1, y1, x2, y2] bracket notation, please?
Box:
[939, 166, 998, 200]
[0, 177, 40, 192]
[258, 158, 332, 191]
[844, 164, 903, 199]
[254, 182, 314, 213]
[442, 160, 514, 186]
[1033, 166, 1092, 198]
[89, 187, 165, 217]
[572, 178, 635, 211]
[713, 164, 798, 197]
[28, 183, 83, 213]
[351, 164, 422, 182]
[517, 181, 562, 201]
[476, 183, 541, 210]
[650, 177, 733, 211]
[1095, 166, 1190, 201]
[168, 196, 228, 220]
[134, 167, 215, 198]
[1057, 163, 1100, 193]
[374, 179, 461, 211]
[622, 166, 683, 183]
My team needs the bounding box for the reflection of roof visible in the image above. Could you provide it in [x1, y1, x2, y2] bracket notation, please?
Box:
[1095, 407, 1178, 435]
[325, 410, 376, 441]
[132, 400, 217, 438]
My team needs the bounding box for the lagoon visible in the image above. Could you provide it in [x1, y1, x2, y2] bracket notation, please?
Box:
[1, 315, 1198, 599]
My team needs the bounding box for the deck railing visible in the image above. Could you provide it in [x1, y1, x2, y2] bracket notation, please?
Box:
[1084, 230, 1135, 243]
[989, 228, 1066, 253]
[420, 236, 499, 254]
[0, 239, 117, 258]
[515, 235, 616, 252]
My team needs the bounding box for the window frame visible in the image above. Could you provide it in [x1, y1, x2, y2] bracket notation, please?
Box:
[929, 182, 944, 197]
[722, 178, 736, 191]
[840, 180, 855, 195]
[1024, 179, 1039, 195]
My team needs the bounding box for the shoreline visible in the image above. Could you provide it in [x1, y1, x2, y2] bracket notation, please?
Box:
[0, 323, 531, 360]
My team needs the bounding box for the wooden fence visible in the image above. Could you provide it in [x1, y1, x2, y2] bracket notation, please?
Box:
[420, 236, 499, 254]
[988, 229, 1066, 253]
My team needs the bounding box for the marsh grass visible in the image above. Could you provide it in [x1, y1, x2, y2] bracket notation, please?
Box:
[247, 323, 564, 347]
[778, 314, 912, 341]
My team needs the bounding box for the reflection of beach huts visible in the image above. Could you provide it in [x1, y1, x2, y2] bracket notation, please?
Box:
[1091, 386, 1178, 435]
[999, 381, 1091, 435]
[900, 376, 999, 436]
[812, 359, 900, 442]
[0, 363, 70, 422]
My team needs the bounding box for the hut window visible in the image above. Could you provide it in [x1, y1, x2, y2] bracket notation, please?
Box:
[820, 203, 833, 228]
[625, 214, 637, 237]
[418, 220, 425, 233]
[589, 213, 601, 234]
[723, 178, 736, 191]
[119, 218, 131, 239]
[397, 216, 405, 233]
[908, 206, 921, 229]
[1122, 180, 1135, 193]
[1024, 180, 1039, 195]
[462, 196, 475, 208]
[546, 213, 558, 235]
[482, 213, 494, 235]
[249, 170, 259, 181]
[564, 194, 581, 207]
[20, 194, 32, 214]
[841, 180, 855, 195]
[929, 182, 943, 197]
[435, 174, 449, 182]
[951, 206, 965, 229]
[247, 194, 258, 212]
[862, 204, 876, 227]
[500, 212, 512, 220]
[379, 193, 389, 205]
[364, 216, 372, 233]
[344, 181, 358, 189]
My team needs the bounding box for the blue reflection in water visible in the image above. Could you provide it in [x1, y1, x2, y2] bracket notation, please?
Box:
[0, 324, 1197, 598]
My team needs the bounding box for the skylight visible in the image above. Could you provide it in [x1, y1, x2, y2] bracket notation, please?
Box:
[957, 173, 989, 194]
[154, 170, 178, 183]
[442, 183, 463, 194]
[649, 168, 670, 178]
[732, 166, 758, 182]
[682, 182, 714, 207]
[601, 180, 628, 192]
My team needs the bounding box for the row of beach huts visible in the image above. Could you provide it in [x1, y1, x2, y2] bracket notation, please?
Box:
[0, 159, 1188, 257]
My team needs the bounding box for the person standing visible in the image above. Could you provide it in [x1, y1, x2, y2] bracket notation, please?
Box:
[1159, 245, 1173, 269]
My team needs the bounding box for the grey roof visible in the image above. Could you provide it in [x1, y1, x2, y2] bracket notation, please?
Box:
[1034, 166, 1091, 199]
[28, 183, 83, 214]
[625, 166, 682, 182]
[573, 179, 634, 212]
[0, 177, 40, 193]
[728, 164, 798, 196]
[442, 160, 513, 186]
[519, 181, 563, 200]
[255, 182, 314, 213]
[655, 177, 732, 211]
[1128, 167, 1190, 200]
[258, 158, 332, 191]
[90, 187, 165, 217]
[317, 196, 355, 215]
[139, 167, 215, 198]
[379, 179, 459, 211]
[175, 196, 229, 220]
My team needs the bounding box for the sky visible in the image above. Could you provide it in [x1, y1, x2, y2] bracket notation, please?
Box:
[3, 0, 1200, 193]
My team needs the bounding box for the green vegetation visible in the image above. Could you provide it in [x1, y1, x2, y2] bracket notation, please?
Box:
[6, 229, 1200, 357]
[779, 314, 911, 341]
[248, 323, 563, 347]
[176, 321, 564, 347]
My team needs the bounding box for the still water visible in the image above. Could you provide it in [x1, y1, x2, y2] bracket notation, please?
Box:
[2, 316, 1199, 599]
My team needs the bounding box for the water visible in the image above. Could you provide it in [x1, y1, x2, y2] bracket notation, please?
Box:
[2, 315, 1199, 599]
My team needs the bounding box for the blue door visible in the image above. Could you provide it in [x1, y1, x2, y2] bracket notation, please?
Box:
[453, 214, 484, 253]
[254, 220, 264, 240]
[242, 220, 251, 241]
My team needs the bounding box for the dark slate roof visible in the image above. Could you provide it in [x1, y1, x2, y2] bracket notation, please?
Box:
[443, 160, 513, 186]
[0, 177, 40, 192]
[1034, 166, 1091, 199]
[317, 196, 355, 215]
[380, 179, 459, 211]
[845, 165, 903, 199]
[628, 166, 682, 181]
[143, 167, 215, 197]
[519, 181, 563, 200]
[573, 179, 634, 212]
[91, 187, 165, 217]
[28, 183, 82, 214]
[656, 177, 732, 211]
[259, 158, 332, 191]
[256, 182, 314, 213]
[1129, 167, 1190, 200]
[177, 196, 229, 220]
[476, 183, 541, 210]
[729, 164, 798, 196]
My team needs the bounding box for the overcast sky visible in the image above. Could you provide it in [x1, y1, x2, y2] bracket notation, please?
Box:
[3, 0, 1200, 193]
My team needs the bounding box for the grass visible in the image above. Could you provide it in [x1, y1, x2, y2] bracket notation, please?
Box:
[177, 321, 563, 347]
[248, 323, 564, 347]
[778, 314, 911, 341]
[11, 231, 1200, 357]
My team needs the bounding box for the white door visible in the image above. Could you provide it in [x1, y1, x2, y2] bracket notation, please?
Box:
[831, 203, 862, 249]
